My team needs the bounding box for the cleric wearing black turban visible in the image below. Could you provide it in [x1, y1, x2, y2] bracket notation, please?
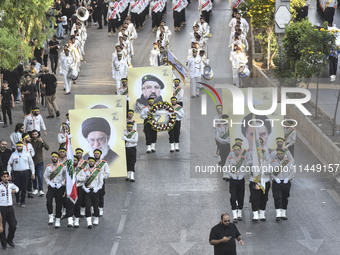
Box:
[82, 117, 118, 165]
[134, 74, 165, 113]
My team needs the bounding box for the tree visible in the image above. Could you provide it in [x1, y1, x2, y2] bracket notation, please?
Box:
[239, 0, 276, 69]
[0, 0, 54, 70]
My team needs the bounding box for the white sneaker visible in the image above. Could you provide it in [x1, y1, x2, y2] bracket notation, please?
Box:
[170, 143, 175, 153]
[67, 217, 74, 228]
[48, 214, 54, 225]
[252, 211, 259, 222]
[232, 210, 238, 223]
[151, 143, 156, 152]
[276, 209, 282, 221]
[130, 172, 135, 182]
[39, 190, 45, 196]
[259, 210, 266, 221]
[93, 217, 99, 225]
[237, 209, 242, 221]
[55, 218, 61, 228]
[126, 171, 131, 181]
[146, 145, 151, 153]
[74, 218, 79, 228]
[175, 143, 179, 152]
[99, 207, 104, 217]
[32, 189, 38, 195]
[80, 207, 85, 216]
[86, 217, 92, 229]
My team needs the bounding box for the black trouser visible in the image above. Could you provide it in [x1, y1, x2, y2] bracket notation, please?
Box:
[24, 99, 36, 115]
[99, 181, 105, 208]
[43, 55, 48, 67]
[84, 189, 99, 217]
[49, 53, 59, 74]
[108, 18, 118, 33]
[288, 145, 294, 157]
[272, 181, 291, 209]
[181, 9, 186, 23]
[1, 105, 12, 125]
[103, 10, 108, 25]
[0, 206, 17, 247]
[217, 142, 230, 166]
[27, 170, 33, 193]
[126, 147, 137, 172]
[249, 181, 271, 211]
[74, 186, 84, 218]
[144, 121, 157, 145]
[201, 10, 211, 24]
[173, 11, 181, 28]
[96, 13, 103, 28]
[169, 120, 181, 143]
[9, 84, 18, 102]
[62, 196, 75, 218]
[324, 7, 335, 27]
[131, 12, 140, 29]
[46, 186, 65, 218]
[329, 56, 338, 76]
[229, 178, 245, 210]
[13, 170, 30, 204]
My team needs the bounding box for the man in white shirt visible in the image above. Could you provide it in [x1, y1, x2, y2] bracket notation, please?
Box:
[59, 47, 74, 95]
[187, 49, 204, 97]
[112, 53, 128, 93]
[23, 107, 47, 136]
[0, 171, 19, 250]
[150, 42, 161, 66]
[7, 142, 35, 207]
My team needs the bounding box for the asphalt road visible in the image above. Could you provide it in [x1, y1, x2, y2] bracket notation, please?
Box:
[1, 0, 340, 254]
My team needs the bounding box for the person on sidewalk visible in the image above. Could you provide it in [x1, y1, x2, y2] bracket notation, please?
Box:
[23, 107, 47, 136]
[7, 142, 35, 207]
[40, 68, 60, 118]
[21, 74, 39, 115]
[167, 97, 184, 152]
[123, 122, 138, 182]
[0, 81, 15, 128]
[0, 171, 19, 250]
[31, 130, 49, 197]
[48, 35, 60, 75]
[44, 152, 66, 228]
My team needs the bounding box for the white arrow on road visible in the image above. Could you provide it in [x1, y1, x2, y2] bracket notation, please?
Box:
[296, 226, 324, 253]
[170, 229, 196, 255]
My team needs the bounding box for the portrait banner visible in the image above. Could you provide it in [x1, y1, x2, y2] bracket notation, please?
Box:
[128, 66, 173, 123]
[74, 95, 127, 114]
[69, 109, 127, 178]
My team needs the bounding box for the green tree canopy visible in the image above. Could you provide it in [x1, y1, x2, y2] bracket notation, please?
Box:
[0, 0, 54, 70]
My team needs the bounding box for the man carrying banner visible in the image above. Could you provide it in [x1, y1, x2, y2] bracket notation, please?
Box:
[93, 149, 110, 217]
[246, 135, 271, 222]
[173, 78, 184, 107]
[225, 144, 247, 223]
[167, 97, 184, 152]
[140, 98, 160, 153]
[75, 148, 87, 218]
[81, 157, 104, 228]
[44, 152, 66, 228]
[270, 148, 295, 221]
[123, 122, 138, 182]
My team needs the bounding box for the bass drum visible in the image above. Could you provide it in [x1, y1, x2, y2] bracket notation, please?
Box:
[238, 65, 250, 78]
[203, 65, 214, 80]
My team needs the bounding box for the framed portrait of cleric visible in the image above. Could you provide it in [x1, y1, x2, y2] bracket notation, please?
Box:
[127, 66, 173, 123]
[74, 95, 127, 113]
[69, 109, 127, 178]
[222, 88, 284, 152]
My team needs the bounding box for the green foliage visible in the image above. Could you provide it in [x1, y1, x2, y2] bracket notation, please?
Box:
[275, 19, 336, 85]
[290, 0, 306, 21]
[0, 0, 54, 70]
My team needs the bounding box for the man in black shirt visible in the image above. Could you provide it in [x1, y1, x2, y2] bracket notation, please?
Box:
[0, 81, 14, 127]
[209, 213, 245, 255]
[21, 74, 39, 115]
[41, 68, 60, 118]
[0, 140, 12, 175]
[48, 35, 60, 74]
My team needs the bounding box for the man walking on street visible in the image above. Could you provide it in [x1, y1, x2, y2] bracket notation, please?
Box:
[40, 68, 60, 118]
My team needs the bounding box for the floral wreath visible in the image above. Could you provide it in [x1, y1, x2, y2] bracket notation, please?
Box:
[148, 101, 177, 132]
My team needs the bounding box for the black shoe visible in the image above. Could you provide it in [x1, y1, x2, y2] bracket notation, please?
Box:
[10, 121, 13, 125]
[276, 217, 281, 222]
[46, 115, 54, 118]
[97, 27, 103, 29]
[233, 219, 238, 223]
[260, 218, 266, 222]
[7, 241, 15, 247]
[56, 111, 60, 117]
[151, 149, 155, 153]
[252, 219, 258, 222]
[281, 216, 288, 220]
[237, 217, 242, 221]
[28, 193, 34, 198]
[2, 244, 8, 250]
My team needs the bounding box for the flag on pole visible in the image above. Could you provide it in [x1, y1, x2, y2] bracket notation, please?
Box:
[252, 124, 266, 193]
[65, 135, 77, 203]
[167, 49, 188, 85]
